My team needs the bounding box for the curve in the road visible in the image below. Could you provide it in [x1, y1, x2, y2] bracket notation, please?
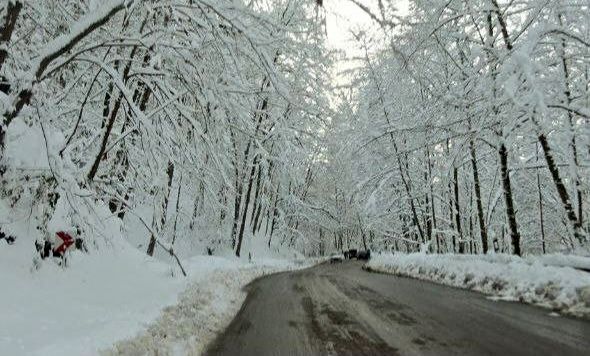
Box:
[205, 261, 590, 356]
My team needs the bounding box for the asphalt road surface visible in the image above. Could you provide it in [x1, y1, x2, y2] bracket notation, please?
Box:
[205, 261, 590, 356]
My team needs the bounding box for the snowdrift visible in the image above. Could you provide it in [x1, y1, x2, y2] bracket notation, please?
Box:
[0, 233, 311, 356]
[106, 258, 309, 355]
[365, 253, 590, 318]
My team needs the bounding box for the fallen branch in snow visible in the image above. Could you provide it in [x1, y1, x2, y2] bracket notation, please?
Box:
[162, 243, 187, 277]
[134, 214, 187, 277]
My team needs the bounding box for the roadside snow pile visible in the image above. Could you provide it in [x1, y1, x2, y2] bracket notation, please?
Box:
[530, 253, 590, 271]
[0, 238, 185, 356]
[366, 253, 590, 318]
[106, 259, 309, 356]
[0, 233, 310, 356]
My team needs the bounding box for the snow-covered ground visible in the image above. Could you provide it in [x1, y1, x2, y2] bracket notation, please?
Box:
[0, 235, 311, 356]
[530, 253, 590, 271]
[366, 253, 590, 318]
[0, 147, 313, 356]
[106, 259, 308, 355]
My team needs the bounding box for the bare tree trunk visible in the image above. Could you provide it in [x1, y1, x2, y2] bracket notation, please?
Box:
[499, 142, 521, 255]
[235, 155, 260, 257]
[189, 164, 207, 230]
[453, 166, 464, 253]
[252, 200, 264, 234]
[446, 140, 456, 253]
[250, 163, 263, 225]
[230, 174, 243, 249]
[171, 175, 182, 246]
[538, 133, 586, 243]
[424, 150, 432, 247]
[490, 0, 513, 51]
[448, 179, 455, 253]
[218, 188, 228, 245]
[393, 142, 425, 243]
[87, 18, 150, 182]
[0, 1, 22, 73]
[536, 143, 546, 254]
[147, 161, 174, 256]
[427, 148, 439, 253]
[470, 139, 489, 253]
[111, 74, 152, 219]
[189, 194, 200, 231]
[87, 90, 123, 181]
[487, 6, 521, 255]
[232, 73, 273, 254]
[362, 50, 425, 244]
[557, 13, 583, 229]
[249, 162, 265, 236]
[358, 214, 368, 251]
[469, 185, 474, 254]
[268, 182, 280, 247]
[265, 202, 272, 236]
[229, 127, 242, 249]
[254, 159, 275, 235]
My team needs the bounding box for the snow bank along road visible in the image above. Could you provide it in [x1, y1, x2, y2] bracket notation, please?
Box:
[205, 261, 590, 356]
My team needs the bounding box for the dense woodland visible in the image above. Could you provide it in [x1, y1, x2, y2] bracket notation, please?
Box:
[0, 0, 588, 263]
[332, 0, 590, 256]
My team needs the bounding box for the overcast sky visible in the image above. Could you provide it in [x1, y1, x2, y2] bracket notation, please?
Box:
[323, 1, 408, 54]
[324, 1, 374, 55]
[322, 0, 409, 86]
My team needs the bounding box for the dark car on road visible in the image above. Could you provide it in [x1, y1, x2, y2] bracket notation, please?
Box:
[344, 249, 358, 259]
[343, 248, 370, 261]
[357, 250, 371, 260]
[329, 254, 344, 263]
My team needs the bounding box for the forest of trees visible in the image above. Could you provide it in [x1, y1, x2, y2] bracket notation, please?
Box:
[325, 0, 589, 256]
[0, 0, 588, 262]
[0, 0, 333, 260]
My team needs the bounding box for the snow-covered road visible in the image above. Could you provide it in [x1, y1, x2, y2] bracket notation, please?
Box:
[206, 261, 590, 356]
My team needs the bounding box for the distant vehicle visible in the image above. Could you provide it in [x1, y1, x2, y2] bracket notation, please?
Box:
[329, 254, 343, 263]
[357, 250, 371, 261]
[344, 249, 358, 259]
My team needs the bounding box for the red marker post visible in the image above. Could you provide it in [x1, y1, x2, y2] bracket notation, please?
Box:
[54, 231, 75, 256]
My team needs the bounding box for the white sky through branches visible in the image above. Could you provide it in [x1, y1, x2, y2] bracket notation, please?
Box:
[323, 0, 409, 87]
